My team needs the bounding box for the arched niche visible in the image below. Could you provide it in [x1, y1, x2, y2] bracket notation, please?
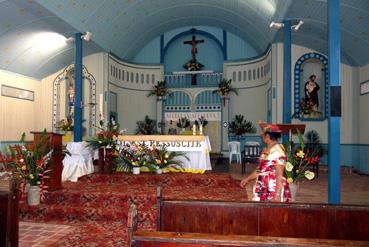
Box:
[52, 64, 97, 136]
[294, 52, 329, 120]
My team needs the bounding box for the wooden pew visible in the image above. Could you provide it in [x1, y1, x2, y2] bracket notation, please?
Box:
[132, 231, 369, 247]
[128, 187, 369, 246]
[0, 177, 20, 247]
[159, 200, 369, 241]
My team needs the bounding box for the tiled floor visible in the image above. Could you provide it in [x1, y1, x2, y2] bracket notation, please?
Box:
[19, 222, 76, 247]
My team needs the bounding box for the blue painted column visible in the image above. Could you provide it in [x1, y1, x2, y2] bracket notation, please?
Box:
[328, 0, 341, 204]
[222, 30, 227, 60]
[74, 32, 83, 142]
[282, 20, 292, 144]
[160, 35, 164, 63]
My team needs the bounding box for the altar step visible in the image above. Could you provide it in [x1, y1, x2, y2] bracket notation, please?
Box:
[19, 173, 246, 246]
[43, 189, 157, 209]
[20, 204, 129, 224]
[78, 172, 240, 187]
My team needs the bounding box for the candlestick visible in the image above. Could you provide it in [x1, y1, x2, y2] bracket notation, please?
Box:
[199, 125, 203, 135]
[99, 93, 103, 115]
[192, 124, 196, 135]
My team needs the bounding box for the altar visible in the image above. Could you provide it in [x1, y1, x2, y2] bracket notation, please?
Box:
[117, 135, 212, 171]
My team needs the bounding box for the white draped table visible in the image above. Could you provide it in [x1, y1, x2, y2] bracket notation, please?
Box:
[117, 135, 212, 171]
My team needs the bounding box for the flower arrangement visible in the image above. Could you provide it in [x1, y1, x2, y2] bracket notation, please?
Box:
[194, 116, 208, 127]
[284, 130, 319, 183]
[117, 142, 153, 169]
[88, 114, 125, 150]
[176, 117, 190, 129]
[135, 115, 157, 135]
[57, 115, 73, 131]
[114, 143, 188, 173]
[213, 79, 238, 97]
[147, 81, 172, 98]
[184, 59, 204, 71]
[1, 130, 53, 200]
[147, 145, 188, 170]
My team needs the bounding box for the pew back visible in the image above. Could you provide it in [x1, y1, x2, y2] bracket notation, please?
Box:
[0, 178, 19, 247]
[132, 231, 369, 247]
[160, 200, 369, 241]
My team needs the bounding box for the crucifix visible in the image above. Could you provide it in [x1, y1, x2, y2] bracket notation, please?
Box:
[184, 35, 204, 85]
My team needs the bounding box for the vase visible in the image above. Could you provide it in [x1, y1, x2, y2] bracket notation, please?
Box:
[27, 185, 40, 206]
[289, 183, 299, 202]
[132, 167, 140, 175]
[62, 131, 73, 143]
[156, 168, 163, 174]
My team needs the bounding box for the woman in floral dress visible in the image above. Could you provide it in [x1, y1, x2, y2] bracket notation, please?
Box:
[240, 123, 291, 202]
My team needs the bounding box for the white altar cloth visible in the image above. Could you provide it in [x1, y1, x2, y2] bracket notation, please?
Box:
[62, 142, 94, 182]
[118, 135, 212, 171]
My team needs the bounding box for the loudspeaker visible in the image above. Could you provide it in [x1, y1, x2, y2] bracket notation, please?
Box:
[330, 86, 341, 117]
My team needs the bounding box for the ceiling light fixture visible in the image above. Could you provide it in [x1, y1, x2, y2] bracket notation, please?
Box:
[65, 31, 92, 44]
[292, 20, 304, 31]
[270, 20, 304, 31]
[81, 31, 92, 41]
[269, 21, 284, 29]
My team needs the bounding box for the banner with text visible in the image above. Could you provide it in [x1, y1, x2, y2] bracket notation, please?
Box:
[165, 112, 221, 122]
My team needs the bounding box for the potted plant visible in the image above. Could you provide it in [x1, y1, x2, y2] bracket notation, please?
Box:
[147, 81, 172, 99]
[147, 145, 188, 174]
[304, 130, 325, 178]
[284, 130, 319, 201]
[176, 117, 190, 134]
[115, 143, 153, 174]
[135, 116, 157, 135]
[56, 115, 74, 142]
[212, 79, 238, 106]
[88, 114, 125, 173]
[194, 116, 208, 135]
[4, 130, 52, 205]
[228, 114, 256, 140]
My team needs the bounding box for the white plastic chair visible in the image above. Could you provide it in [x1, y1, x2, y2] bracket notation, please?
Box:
[228, 141, 241, 164]
[62, 142, 94, 182]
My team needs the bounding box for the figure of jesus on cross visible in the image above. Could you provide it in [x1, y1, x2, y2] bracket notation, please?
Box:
[183, 35, 204, 85]
[184, 35, 204, 60]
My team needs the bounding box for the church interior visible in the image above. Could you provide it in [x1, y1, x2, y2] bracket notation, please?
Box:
[1, 0, 369, 246]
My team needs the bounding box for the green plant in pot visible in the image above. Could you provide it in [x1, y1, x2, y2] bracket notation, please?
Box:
[147, 80, 172, 99]
[135, 116, 157, 135]
[304, 130, 325, 159]
[146, 145, 189, 173]
[228, 114, 256, 140]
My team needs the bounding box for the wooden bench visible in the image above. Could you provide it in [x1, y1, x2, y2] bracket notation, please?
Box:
[128, 187, 369, 246]
[132, 231, 369, 247]
[0, 177, 20, 247]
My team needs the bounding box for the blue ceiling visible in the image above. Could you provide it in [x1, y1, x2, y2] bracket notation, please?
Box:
[0, 0, 368, 79]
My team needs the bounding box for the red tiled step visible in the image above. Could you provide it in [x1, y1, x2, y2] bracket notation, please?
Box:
[20, 204, 129, 224]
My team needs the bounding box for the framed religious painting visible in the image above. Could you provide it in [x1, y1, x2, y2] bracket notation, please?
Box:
[293, 53, 329, 121]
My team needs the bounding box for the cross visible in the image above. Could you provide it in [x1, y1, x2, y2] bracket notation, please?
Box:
[184, 35, 204, 60]
[184, 35, 204, 85]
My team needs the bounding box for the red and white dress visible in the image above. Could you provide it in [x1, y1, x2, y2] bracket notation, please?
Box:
[252, 144, 291, 202]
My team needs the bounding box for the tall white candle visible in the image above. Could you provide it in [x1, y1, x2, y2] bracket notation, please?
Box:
[99, 93, 103, 115]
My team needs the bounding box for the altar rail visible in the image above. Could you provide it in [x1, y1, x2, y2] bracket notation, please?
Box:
[164, 72, 222, 88]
